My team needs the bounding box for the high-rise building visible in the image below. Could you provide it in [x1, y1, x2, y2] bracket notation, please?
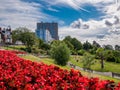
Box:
[35, 22, 59, 43]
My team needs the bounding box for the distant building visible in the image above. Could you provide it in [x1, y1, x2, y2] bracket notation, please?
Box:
[0, 26, 12, 44]
[35, 22, 59, 43]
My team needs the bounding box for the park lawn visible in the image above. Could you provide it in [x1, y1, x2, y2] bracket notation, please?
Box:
[20, 54, 41, 62]
[21, 54, 120, 83]
[70, 55, 120, 73]
[2, 45, 26, 50]
[20, 54, 71, 70]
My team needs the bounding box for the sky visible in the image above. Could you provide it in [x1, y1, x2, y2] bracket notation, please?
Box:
[0, 0, 120, 46]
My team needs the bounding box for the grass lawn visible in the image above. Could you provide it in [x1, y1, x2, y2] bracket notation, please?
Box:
[20, 54, 71, 70]
[2, 45, 26, 50]
[20, 54, 120, 83]
[70, 55, 120, 73]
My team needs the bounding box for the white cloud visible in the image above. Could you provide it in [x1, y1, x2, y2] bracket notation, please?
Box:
[47, 7, 59, 12]
[59, 1, 120, 46]
[43, 0, 116, 12]
[0, 0, 52, 30]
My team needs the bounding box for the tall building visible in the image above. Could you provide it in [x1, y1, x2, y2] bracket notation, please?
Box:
[35, 22, 59, 43]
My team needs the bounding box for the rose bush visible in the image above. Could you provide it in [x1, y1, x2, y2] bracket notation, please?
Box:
[0, 50, 120, 90]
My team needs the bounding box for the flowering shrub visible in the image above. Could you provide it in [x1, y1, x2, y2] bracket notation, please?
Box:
[0, 50, 120, 90]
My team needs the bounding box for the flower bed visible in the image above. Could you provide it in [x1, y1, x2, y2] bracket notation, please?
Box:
[0, 50, 120, 90]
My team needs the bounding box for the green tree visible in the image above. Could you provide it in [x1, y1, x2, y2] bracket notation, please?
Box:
[38, 38, 44, 49]
[63, 36, 72, 42]
[63, 36, 82, 50]
[83, 41, 93, 51]
[96, 48, 105, 69]
[103, 45, 113, 50]
[113, 50, 120, 63]
[12, 27, 36, 52]
[82, 53, 95, 69]
[12, 29, 22, 44]
[92, 41, 101, 48]
[105, 50, 115, 62]
[71, 38, 82, 50]
[63, 36, 82, 55]
[50, 42, 70, 66]
[63, 40, 74, 51]
[22, 32, 35, 47]
[115, 45, 120, 51]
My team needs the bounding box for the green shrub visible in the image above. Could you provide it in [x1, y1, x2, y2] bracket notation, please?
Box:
[78, 49, 85, 55]
[50, 42, 70, 66]
[106, 57, 116, 62]
[26, 47, 32, 53]
[82, 53, 95, 69]
[31, 47, 40, 54]
[115, 57, 120, 63]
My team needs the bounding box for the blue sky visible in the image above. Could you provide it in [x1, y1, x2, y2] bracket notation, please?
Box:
[21, 0, 106, 26]
[0, 0, 120, 46]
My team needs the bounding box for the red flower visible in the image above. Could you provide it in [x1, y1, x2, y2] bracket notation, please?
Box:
[0, 50, 119, 90]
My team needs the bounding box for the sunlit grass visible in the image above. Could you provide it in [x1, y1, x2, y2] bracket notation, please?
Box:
[2, 45, 26, 50]
[70, 55, 120, 73]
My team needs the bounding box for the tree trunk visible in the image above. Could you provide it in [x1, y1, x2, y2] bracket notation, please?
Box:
[101, 57, 104, 69]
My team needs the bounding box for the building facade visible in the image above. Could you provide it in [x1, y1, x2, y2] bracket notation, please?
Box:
[35, 22, 59, 43]
[0, 26, 12, 44]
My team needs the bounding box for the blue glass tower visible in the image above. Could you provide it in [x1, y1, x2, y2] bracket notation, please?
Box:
[35, 22, 59, 42]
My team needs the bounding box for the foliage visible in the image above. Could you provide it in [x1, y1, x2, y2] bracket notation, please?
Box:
[82, 53, 95, 69]
[63, 40, 74, 51]
[105, 50, 115, 62]
[96, 48, 106, 69]
[83, 41, 93, 51]
[20, 32, 35, 48]
[77, 49, 85, 55]
[31, 46, 40, 54]
[0, 50, 120, 89]
[113, 50, 120, 63]
[50, 41, 70, 66]
[115, 45, 120, 51]
[12, 27, 36, 49]
[63, 36, 82, 51]
[41, 43, 51, 50]
[103, 45, 113, 50]
[12, 29, 22, 44]
[36, 38, 44, 49]
[92, 41, 101, 48]
[71, 38, 82, 50]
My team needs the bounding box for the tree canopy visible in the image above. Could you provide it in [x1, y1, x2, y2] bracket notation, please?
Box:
[12, 27, 36, 48]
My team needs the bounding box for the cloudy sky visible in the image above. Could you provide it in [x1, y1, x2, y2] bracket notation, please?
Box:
[0, 0, 120, 46]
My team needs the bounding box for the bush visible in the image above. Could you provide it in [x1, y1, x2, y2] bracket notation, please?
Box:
[106, 57, 116, 62]
[20, 47, 26, 51]
[82, 53, 95, 69]
[31, 47, 40, 54]
[26, 47, 32, 53]
[50, 42, 70, 66]
[78, 49, 85, 55]
[115, 57, 120, 63]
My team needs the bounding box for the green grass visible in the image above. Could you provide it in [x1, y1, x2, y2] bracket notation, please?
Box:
[2, 45, 26, 50]
[70, 55, 120, 73]
[20, 54, 120, 83]
[20, 54, 71, 70]
[20, 54, 41, 62]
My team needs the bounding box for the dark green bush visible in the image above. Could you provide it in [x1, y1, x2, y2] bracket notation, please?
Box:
[50, 42, 70, 66]
[106, 57, 116, 62]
